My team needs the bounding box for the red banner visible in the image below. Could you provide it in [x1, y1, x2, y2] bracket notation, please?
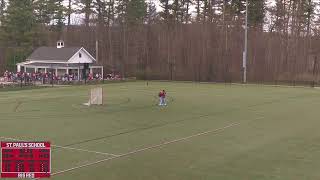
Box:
[1, 142, 51, 178]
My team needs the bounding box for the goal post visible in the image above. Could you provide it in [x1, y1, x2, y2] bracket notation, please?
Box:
[84, 87, 103, 106]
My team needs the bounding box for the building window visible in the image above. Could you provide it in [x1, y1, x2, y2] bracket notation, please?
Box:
[79, 53, 82, 58]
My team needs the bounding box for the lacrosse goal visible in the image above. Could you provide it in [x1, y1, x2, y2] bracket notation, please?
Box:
[83, 87, 103, 106]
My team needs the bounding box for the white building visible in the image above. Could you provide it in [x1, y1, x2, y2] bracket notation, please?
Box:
[16, 40, 103, 79]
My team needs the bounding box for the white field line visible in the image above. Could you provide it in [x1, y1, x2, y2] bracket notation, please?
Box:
[0, 136, 119, 157]
[51, 145, 119, 157]
[50, 117, 264, 177]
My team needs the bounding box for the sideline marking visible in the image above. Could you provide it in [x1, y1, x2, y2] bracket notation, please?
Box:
[50, 117, 264, 177]
[0, 136, 119, 157]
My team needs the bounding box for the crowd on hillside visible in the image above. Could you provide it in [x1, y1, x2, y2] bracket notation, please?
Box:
[0, 70, 117, 84]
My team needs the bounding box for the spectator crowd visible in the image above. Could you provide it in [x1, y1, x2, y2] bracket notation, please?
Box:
[0, 70, 115, 84]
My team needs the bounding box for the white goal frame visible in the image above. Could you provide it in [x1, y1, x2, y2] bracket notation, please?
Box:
[84, 87, 103, 106]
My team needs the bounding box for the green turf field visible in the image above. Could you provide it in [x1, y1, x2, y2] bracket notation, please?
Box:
[1, 81, 320, 180]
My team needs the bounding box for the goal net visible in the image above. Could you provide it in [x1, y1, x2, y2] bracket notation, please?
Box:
[83, 87, 103, 106]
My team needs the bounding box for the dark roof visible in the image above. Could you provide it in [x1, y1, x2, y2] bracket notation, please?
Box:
[22, 62, 102, 67]
[27, 47, 82, 61]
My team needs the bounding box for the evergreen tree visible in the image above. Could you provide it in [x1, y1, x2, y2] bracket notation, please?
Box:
[126, 0, 147, 25]
[0, 0, 5, 19]
[219, 0, 265, 27]
[75, 0, 93, 26]
[0, 0, 36, 47]
[146, 0, 158, 24]
[0, 0, 35, 70]
[115, 0, 146, 25]
[115, 0, 129, 24]
[106, 0, 115, 26]
[230, 0, 245, 20]
[171, 0, 184, 23]
[300, 0, 315, 35]
[269, 0, 286, 32]
[159, 0, 171, 22]
[183, 0, 192, 23]
[202, 0, 212, 23]
[33, 0, 65, 27]
[94, 0, 107, 26]
[33, 0, 54, 25]
[93, 0, 115, 26]
[248, 0, 265, 28]
[33, 0, 65, 34]
[53, 0, 66, 33]
[195, 0, 201, 22]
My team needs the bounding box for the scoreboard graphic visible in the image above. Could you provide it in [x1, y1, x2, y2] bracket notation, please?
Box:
[1, 142, 51, 178]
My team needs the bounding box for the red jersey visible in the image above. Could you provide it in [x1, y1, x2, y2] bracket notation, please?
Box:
[159, 91, 166, 98]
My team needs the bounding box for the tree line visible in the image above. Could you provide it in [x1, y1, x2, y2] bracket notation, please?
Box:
[1, 0, 320, 84]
